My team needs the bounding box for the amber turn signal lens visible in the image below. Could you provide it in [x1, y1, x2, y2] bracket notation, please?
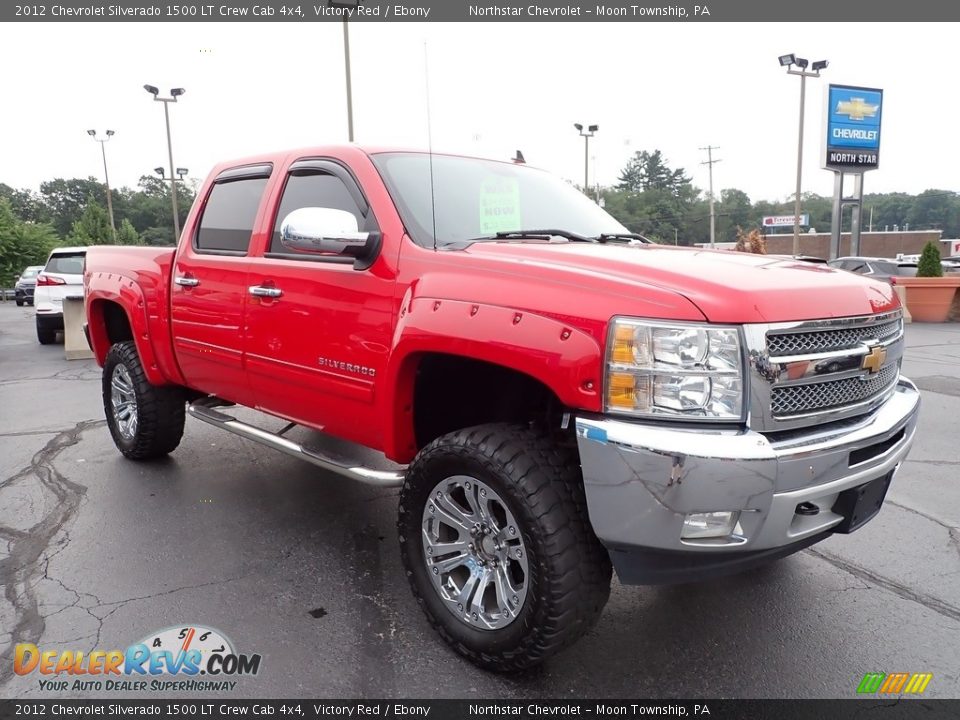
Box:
[611, 325, 636, 364]
[607, 372, 636, 409]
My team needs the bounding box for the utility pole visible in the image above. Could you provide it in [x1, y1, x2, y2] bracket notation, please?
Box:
[700, 145, 721, 249]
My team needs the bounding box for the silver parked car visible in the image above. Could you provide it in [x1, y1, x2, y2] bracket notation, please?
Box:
[828, 256, 918, 283]
[14, 265, 44, 306]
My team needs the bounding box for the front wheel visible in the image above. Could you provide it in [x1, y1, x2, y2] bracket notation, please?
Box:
[398, 424, 611, 671]
[103, 341, 185, 460]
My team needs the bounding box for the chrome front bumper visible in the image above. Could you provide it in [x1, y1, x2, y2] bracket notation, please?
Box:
[575, 378, 920, 581]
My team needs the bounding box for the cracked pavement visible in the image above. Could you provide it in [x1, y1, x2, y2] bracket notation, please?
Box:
[0, 303, 958, 698]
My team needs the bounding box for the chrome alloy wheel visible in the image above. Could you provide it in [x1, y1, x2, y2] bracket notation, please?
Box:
[110, 363, 138, 440]
[421, 475, 529, 630]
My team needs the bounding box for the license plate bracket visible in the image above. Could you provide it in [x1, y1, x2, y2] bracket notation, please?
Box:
[831, 472, 892, 534]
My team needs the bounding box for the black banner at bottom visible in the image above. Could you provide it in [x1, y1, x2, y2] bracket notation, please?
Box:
[1, 699, 959, 720]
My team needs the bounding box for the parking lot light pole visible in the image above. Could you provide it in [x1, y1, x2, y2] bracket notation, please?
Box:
[87, 129, 117, 242]
[328, 0, 361, 141]
[144, 85, 185, 240]
[779, 54, 827, 257]
[574, 123, 598, 196]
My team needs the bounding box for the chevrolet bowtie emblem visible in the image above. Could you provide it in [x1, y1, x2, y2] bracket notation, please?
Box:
[836, 97, 880, 121]
[861, 345, 887, 374]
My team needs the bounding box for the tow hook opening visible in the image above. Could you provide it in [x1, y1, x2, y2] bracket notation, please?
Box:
[795, 501, 820, 517]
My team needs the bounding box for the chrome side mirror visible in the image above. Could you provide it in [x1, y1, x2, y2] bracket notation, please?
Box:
[279, 207, 370, 256]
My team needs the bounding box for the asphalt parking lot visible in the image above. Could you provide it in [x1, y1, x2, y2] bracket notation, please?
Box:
[1, 301, 958, 699]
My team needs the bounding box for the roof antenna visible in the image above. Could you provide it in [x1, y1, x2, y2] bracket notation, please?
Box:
[424, 41, 438, 252]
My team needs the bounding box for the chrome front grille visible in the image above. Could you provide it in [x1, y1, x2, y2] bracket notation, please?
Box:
[744, 310, 905, 432]
[767, 319, 901, 357]
[771, 363, 899, 417]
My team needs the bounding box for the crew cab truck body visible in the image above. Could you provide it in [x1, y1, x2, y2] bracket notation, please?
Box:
[85, 145, 920, 670]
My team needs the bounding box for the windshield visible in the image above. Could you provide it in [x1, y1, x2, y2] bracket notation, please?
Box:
[371, 152, 628, 248]
[21, 268, 40, 279]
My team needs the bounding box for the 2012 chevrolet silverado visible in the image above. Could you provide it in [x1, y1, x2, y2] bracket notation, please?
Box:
[84, 146, 920, 670]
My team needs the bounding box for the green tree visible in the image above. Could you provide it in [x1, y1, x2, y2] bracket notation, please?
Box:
[916, 241, 943, 277]
[607, 150, 701, 244]
[617, 150, 692, 197]
[0, 199, 59, 286]
[66, 197, 113, 246]
[0, 200, 19, 286]
[116, 218, 143, 245]
[40, 177, 109, 236]
[866, 192, 912, 231]
[719, 189, 752, 234]
[907, 190, 960, 236]
[121, 175, 196, 246]
[0, 183, 48, 224]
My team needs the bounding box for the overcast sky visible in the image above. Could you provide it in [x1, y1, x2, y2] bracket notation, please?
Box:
[2, 22, 956, 203]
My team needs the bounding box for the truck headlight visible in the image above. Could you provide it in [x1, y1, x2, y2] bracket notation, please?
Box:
[605, 318, 745, 421]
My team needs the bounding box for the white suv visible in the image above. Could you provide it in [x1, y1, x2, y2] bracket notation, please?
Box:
[35, 247, 87, 345]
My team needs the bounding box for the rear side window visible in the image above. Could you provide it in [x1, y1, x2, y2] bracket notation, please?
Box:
[270, 171, 370, 253]
[45, 253, 85, 275]
[196, 177, 268, 253]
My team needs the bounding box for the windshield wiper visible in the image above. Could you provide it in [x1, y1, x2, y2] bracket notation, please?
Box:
[493, 229, 597, 243]
[593, 232, 653, 244]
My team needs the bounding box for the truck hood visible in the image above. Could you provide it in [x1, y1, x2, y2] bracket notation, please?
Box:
[463, 242, 898, 323]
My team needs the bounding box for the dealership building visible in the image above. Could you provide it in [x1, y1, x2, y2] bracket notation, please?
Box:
[700, 230, 952, 258]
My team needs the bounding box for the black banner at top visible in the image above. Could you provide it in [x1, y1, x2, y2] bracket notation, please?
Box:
[3, 0, 960, 22]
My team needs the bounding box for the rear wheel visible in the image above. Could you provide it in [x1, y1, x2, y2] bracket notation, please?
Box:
[103, 341, 185, 460]
[398, 423, 611, 671]
[36, 318, 56, 345]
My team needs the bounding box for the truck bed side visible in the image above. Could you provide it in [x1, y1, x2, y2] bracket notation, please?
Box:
[84, 245, 186, 387]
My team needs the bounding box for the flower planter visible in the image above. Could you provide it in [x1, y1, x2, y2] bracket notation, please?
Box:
[894, 276, 960, 322]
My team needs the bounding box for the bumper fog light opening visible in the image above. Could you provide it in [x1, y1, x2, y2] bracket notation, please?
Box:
[681, 511, 741, 540]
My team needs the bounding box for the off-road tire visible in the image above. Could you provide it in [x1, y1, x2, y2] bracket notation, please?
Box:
[36, 319, 56, 345]
[398, 423, 611, 672]
[103, 341, 185, 460]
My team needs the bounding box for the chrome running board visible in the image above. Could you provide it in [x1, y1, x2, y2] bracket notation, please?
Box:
[187, 398, 406, 487]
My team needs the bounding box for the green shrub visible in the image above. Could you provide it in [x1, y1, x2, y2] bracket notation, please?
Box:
[916, 241, 943, 278]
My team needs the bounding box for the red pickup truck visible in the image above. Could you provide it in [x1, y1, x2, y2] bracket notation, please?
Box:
[84, 146, 920, 671]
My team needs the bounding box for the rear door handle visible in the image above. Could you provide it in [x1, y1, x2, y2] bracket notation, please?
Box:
[248, 285, 283, 299]
[174, 276, 200, 287]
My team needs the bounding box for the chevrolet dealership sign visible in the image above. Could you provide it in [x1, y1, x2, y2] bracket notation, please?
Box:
[822, 84, 883, 172]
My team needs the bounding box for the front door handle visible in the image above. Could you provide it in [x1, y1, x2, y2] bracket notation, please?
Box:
[248, 285, 283, 299]
[174, 275, 200, 288]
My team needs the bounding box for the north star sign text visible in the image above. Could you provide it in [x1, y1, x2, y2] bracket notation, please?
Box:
[828, 151, 878, 165]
